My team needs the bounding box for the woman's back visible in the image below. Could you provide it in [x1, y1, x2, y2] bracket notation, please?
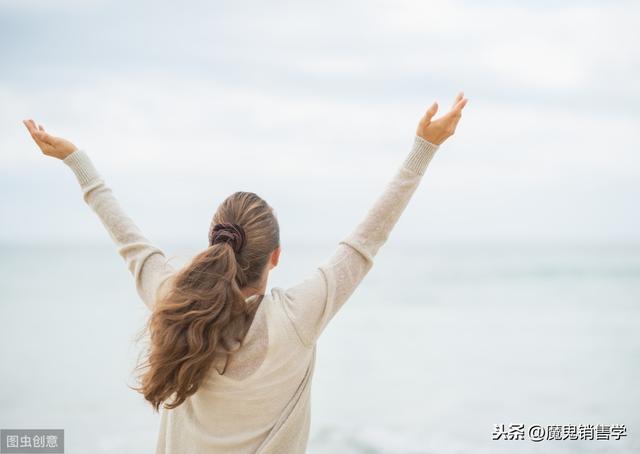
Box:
[157, 289, 318, 453]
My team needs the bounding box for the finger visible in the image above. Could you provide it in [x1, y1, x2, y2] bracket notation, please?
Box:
[23, 119, 37, 135]
[34, 130, 54, 145]
[23, 120, 44, 145]
[451, 91, 464, 109]
[424, 102, 438, 122]
[451, 97, 468, 114]
[26, 119, 48, 142]
[442, 99, 467, 128]
[38, 124, 45, 131]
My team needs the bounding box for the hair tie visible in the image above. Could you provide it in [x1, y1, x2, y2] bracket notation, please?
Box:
[209, 222, 246, 254]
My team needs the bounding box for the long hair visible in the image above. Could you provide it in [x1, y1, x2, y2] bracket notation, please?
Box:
[133, 191, 280, 411]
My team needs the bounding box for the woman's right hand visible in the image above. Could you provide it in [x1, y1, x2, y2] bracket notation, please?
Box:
[23, 119, 78, 160]
[416, 92, 468, 145]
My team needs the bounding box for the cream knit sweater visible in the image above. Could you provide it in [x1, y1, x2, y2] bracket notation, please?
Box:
[63, 134, 440, 453]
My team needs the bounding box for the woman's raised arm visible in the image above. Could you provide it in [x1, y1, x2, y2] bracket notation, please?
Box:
[23, 119, 175, 310]
[279, 93, 468, 347]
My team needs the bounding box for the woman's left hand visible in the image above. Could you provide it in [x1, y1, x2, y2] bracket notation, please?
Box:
[23, 119, 78, 160]
[416, 92, 468, 145]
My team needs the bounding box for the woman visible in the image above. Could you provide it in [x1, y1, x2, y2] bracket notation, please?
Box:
[23, 92, 468, 453]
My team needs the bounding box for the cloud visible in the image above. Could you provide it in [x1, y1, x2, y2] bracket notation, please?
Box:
[1, 0, 639, 243]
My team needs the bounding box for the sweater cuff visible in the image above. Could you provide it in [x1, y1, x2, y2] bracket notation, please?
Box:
[403, 135, 439, 175]
[63, 149, 100, 187]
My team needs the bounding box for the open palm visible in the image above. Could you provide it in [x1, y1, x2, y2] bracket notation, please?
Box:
[23, 119, 77, 160]
[416, 92, 468, 145]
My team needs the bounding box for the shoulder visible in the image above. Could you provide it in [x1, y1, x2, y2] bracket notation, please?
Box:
[263, 287, 313, 349]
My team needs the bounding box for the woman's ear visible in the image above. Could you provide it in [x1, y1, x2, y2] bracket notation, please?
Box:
[270, 246, 281, 269]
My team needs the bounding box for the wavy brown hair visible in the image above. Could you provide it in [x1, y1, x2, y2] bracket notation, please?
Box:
[133, 191, 280, 411]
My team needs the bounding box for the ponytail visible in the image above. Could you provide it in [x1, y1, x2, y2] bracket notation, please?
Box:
[133, 191, 279, 411]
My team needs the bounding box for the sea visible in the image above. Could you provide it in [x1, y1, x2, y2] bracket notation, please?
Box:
[1, 239, 638, 453]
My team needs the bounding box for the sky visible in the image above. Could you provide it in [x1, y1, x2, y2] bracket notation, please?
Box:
[1, 0, 639, 247]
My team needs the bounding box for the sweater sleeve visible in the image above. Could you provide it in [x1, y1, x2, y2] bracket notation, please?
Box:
[280, 135, 440, 346]
[63, 149, 175, 310]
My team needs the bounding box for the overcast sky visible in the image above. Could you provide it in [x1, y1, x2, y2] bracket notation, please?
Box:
[1, 0, 638, 247]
